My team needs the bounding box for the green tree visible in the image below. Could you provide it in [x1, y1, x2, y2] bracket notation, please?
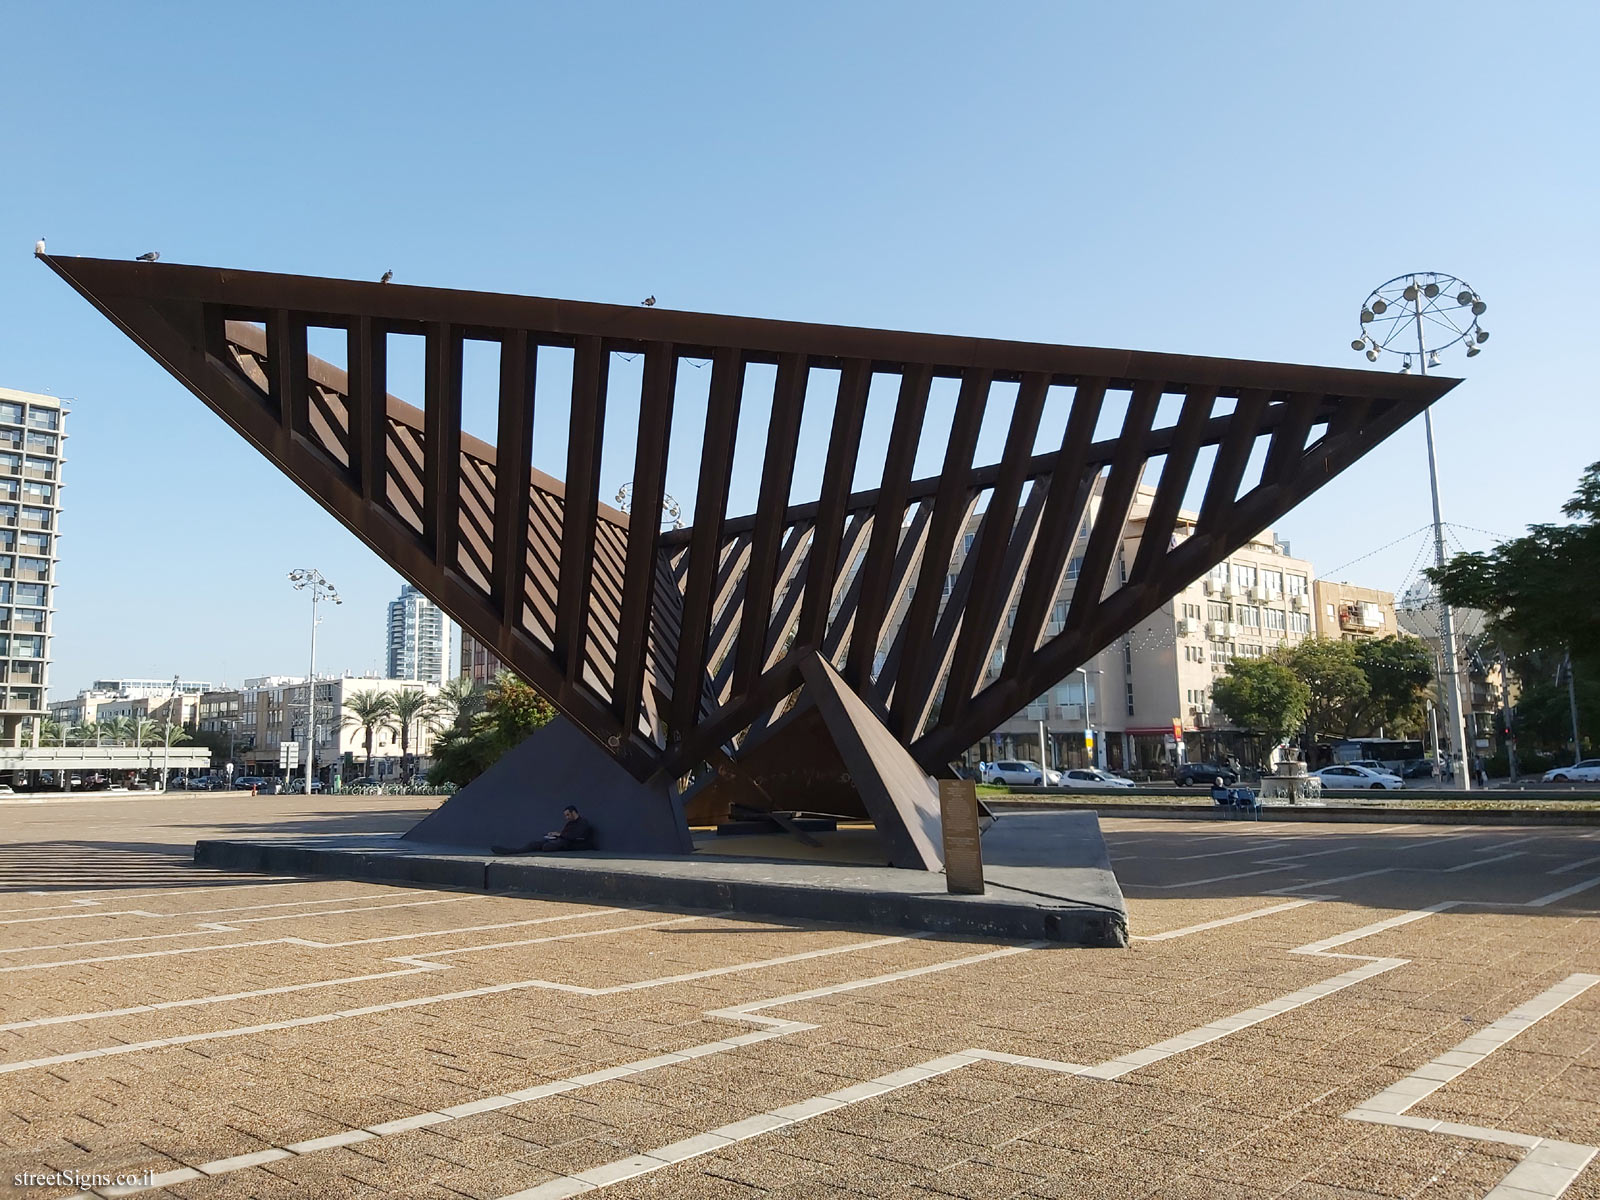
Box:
[1430, 462, 1600, 758]
[70, 720, 104, 746]
[427, 672, 555, 788]
[39, 718, 68, 746]
[435, 676, 484, 732]
[387, 689, 442, 778]
[1430, 462, 1600, 672]
[341, 690, 395, 774]
[101, 716, 135, 746]
[1284, 638, 1369, 743]
[132, 717, 162, 748]
[156, 720, 190, 747]
[1350, 636, 1435, 737]
[1211, 658, 1311, 758]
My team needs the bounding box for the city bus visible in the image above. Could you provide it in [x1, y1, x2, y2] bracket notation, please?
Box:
[1329, 738, 1426, 773]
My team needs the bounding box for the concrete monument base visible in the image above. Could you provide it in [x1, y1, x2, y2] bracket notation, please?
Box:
[195, 809, 1127, 946]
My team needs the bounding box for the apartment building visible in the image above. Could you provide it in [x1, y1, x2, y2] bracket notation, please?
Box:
[0, 387, 65, 747]
[234, 674, 442, 783]
[386, 584, 448, 686]
[1312, 582, 1397, 642]
[49, 678, 214, 730]
[977, 483, 1317, 773]
[460, 629, 504, 685]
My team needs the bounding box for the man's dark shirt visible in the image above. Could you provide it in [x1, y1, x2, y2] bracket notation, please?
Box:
[557, 816, 595, 849]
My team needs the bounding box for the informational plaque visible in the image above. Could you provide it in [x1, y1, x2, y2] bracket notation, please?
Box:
[939, 779, 985, 895]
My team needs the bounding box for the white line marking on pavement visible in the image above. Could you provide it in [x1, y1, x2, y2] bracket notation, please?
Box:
[1441, 850, 1525, 872]
[1523, 875, 1600, 908]
[1, 923, 930, 1075]
[63, 935, 1016, 1198]
[1133, 898, 1318, 941]
[1289, 902, 1459, 956]
[481, 911, 1426, 1199]
[1550, 853, 1600, 876]
[1345, 974, 1600, 1200]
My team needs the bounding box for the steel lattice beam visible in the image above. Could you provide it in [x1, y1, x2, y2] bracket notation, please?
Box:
[44, 256, 1457, 800]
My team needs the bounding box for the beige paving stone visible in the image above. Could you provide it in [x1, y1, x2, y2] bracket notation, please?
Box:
[5, 802, 1600, 1200]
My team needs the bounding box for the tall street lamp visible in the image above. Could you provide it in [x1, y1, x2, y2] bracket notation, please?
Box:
[1353, 273, 1488, 790]
[288, 569, 341, 796]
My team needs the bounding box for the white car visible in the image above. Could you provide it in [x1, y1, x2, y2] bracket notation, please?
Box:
[1058, 768, 1135, 790]
[981, 760, 1061, 786]
[1543, 759, 1600, 783]
[1311, 764, 1405, 790]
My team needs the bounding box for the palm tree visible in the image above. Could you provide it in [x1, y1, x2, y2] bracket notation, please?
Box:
[435, 676, 483, 732]
[342, 690, 394, 776]
[133, 717, 162, 748]
[70, 720, 103, 746]
[156, 721, 191, 747]
[40, 718, 68, 746]
[387, 689, 441, 779]
[102, 716, 135, 746]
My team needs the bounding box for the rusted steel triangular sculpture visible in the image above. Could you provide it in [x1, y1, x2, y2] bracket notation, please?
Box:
[44, 256, 1457, 867]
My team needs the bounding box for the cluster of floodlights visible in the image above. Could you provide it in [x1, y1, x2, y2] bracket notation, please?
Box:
[1351, 272, 1488, 372]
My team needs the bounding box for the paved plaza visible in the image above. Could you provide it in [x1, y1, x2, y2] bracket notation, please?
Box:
[1, 795, 1597, 1199]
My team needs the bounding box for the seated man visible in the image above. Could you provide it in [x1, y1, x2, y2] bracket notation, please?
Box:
[492, 805, 595, 855]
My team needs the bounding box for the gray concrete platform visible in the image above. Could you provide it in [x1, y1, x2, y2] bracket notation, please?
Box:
[194, 809, 1128, 947]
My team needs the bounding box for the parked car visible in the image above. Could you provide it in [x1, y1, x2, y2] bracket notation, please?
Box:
[1173, 762, 1239, 787]
[1058, 768, 1135, 790]
[1311, 764, 1405, 790]
[287, 779, 325, 793]
[1543, 759, 1600, 783]
[1401, 759, 1438, 779]
[233, 776, 269, 791]
[981, 760, 1061, 786]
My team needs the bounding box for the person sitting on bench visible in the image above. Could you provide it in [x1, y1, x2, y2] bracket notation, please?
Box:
[492, 806, 595, 854]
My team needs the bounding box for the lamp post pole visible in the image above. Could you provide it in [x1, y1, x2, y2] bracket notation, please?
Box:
[1411, 306, 1470, 792]
[1354, 272, 1488, 791]
[289, 569, 341, 796]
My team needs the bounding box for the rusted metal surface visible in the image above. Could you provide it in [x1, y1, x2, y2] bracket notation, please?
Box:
[43, 256, 1457, 792]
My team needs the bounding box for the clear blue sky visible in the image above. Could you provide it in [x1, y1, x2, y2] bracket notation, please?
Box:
[2, 2, 1594, 699]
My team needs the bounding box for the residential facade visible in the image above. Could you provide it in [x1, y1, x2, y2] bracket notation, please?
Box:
[975, 483, 1317, 774]
[0, 387, 65, 747]
[235, 674, 442, 783]
[386, 584, 448, 686]
[459, 629, 504, 685]
[1312, 582, 1397, 642]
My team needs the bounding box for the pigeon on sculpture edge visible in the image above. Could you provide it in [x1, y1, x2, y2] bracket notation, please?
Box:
[136, 251, 160, 262]
[33, 238, 45, 257]
[380, 270, 393, 284]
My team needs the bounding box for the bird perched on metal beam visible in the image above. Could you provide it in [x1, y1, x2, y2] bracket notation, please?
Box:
[641, 295, 656, 307]
[380, 269, 393, 284]
[33, 238, 45, 257]
[136, 251, 160, 262]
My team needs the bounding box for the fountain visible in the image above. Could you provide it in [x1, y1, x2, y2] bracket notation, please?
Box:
[1257, 746, 1323, 806]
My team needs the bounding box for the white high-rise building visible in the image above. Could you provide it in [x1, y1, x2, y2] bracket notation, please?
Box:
[385, 584, 447, 686]
[0, 387, 66, 747]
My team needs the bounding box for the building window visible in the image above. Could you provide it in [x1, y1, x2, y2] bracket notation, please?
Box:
[26, 409, 58, 431]
[1289, 611, 1310, 634]
[1286, 574, 1307, 596]
[1065, 555, 1085, 581]
[1265, 608, 1287, 632]
[1238, 605, 1261, 628]
[1209, 562, 1230, 584]
[1207, 602, 1230, 622]
[1261, 569, 1283, 594]
[1235, 564, 1257, 588]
